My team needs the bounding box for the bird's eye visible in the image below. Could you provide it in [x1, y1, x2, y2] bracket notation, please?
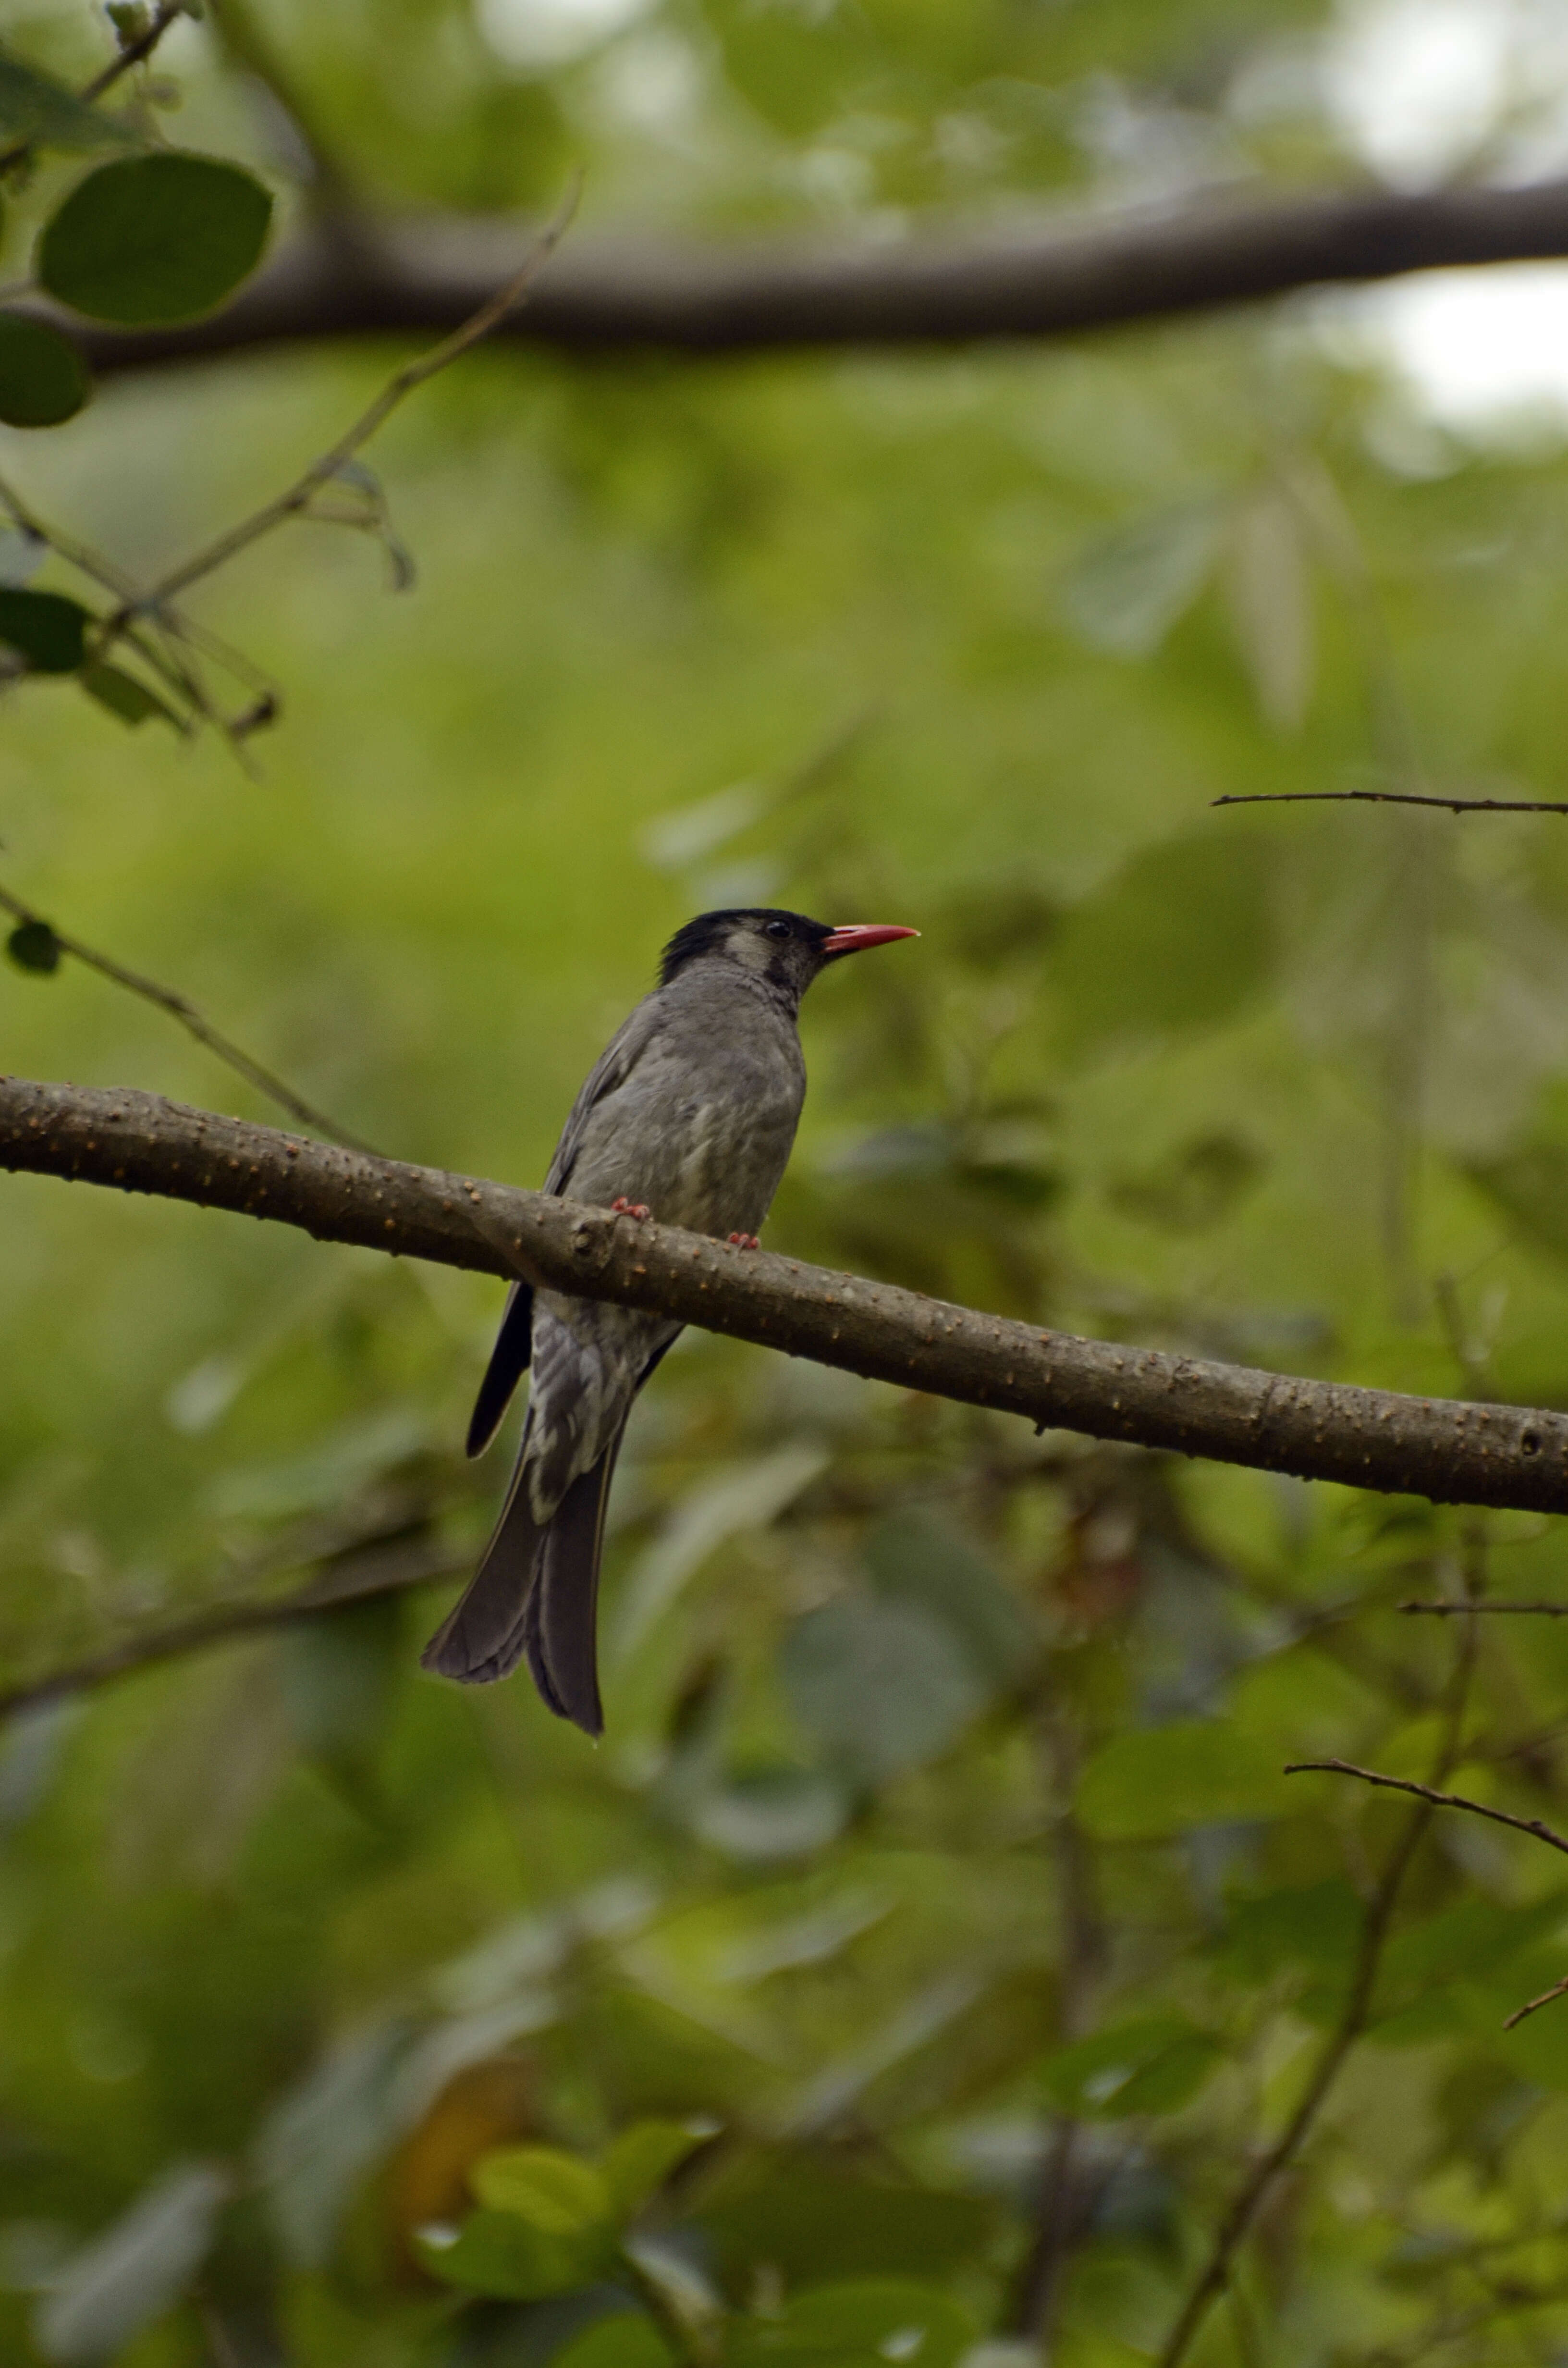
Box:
[764, 919, 792, 940]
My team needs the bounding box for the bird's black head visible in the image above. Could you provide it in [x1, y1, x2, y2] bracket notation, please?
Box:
[659, 909, 918, 1004]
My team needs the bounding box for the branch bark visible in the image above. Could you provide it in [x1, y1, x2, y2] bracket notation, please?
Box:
[4, 1073, 1568, 1517]
[50, 173, 1568, 373]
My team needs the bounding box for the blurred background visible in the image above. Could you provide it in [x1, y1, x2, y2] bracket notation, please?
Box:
[14, 1, 1568, 2362]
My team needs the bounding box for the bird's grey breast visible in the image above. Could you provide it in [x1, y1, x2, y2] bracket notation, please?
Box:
[564, 965, 807, 1237]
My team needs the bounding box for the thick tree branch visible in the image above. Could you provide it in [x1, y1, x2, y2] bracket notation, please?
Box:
[49, 173, 1568, 373]
[4, 1074, 1568, 1517]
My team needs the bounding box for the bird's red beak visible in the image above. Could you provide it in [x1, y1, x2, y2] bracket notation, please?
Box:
[821, 924, 920, 958]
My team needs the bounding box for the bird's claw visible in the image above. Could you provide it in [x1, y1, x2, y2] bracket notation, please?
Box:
[727, 1232, 760, 1251]
[611, 1196, 651, 1220]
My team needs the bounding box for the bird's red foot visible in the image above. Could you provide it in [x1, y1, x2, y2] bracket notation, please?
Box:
[611, 1196, 651, 1220]
[728, 1232, 760, 1251]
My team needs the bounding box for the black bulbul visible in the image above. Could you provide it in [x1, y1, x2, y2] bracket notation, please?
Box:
[421, 907, 918, 1734]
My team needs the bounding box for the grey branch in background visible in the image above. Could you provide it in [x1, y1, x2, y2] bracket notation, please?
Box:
[4, 1073, 1568, 1518]
[49, 172, 1568, 375]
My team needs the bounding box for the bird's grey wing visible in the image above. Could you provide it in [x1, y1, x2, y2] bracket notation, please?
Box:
[542, 992, 665, 1196]
[464, 992, 666, 1457]
[466, 1279, 536, 1458]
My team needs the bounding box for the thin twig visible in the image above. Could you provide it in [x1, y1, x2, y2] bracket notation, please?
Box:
[1213, 790, 1568, 816]
[81, 0, 188, 104]
[114, 177, 580, 624]
[0, 1537, 466, 1723]
[1284, 1758, 1568, 1860]
[0, 881, 378, 1153]
[1503, 1972, 1568, 2032]
[0, 0, 187, 176]
[0, 470, 270, 749]
[1400, 1600, 1568, 1615]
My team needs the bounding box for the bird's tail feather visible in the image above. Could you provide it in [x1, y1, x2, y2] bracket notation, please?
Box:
[521, 1434, 623, 1736]
[419, 1427, 625, 1735]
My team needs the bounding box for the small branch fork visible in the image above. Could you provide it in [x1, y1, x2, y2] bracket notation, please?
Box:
[0, 0, 189, 179]
[1155, 1605, 1484, 2367]
[1286, 1758, 1568, 2033]
[108, 176, 580, 629]
[0, 182, 576, 750]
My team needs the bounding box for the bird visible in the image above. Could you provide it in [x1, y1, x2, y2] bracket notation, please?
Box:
[420, 906, 919, 1735]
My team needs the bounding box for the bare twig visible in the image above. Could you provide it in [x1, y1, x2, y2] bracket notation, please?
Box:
[11, 1078, 1568, 1518]
[1400, 1600, 1568, 1616]
[1503, 1973, 1568, 2031]
[0, 0, 187, 177]
[1213, 791, 1568, 816]
[0, 882, 377, 1153]
[114, 177, 580, 626]
[1283, 1758, 1568, 1860]
[80, 1, 188, 105]
[1155, 1610, 1482, 2367]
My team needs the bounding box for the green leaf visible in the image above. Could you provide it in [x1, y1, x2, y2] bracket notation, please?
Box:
[1075, 1721, 1294, 1840]
[469, 2144, 612, 2235]
[1063, 497, 1225, 658]
[415, 2206, 609, 2302]
[0, 42, 140, 154]
[730, 2279, 979, 2368]
[0, 313, 87, 428]
[1041, 2014, 1222, 2119]
[1217, 1881, 1363, 1984]
[1046, 830, 1278, 1056]
[79, 661, 180, 728]
[601, 2121, 709, 2221]
[863, 1511, 1037, 1689]
[7, 920, 61, 975]
[553, 2312, 676, 2368]
[39, 154, 273, 327]
[782, 1594, 987, 1789]
[0, 588, 91, 672]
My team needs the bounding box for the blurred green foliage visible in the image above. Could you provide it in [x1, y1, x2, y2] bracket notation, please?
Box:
[9, 1, 1568, 2364]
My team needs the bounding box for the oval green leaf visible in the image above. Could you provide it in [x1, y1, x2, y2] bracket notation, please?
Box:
[1041, 2014, 1222, 2120]
[0, 312, 87, 427]
[414, 2207, 609, 2302]
[38, 154, 273, 326]
[1076, 1721, 1293, 1841]
[6, 920, 61, 975]
[468, 2145, 612, 2236]
[601, 2121, 709, 2223]
[0, 587, 91, 672]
